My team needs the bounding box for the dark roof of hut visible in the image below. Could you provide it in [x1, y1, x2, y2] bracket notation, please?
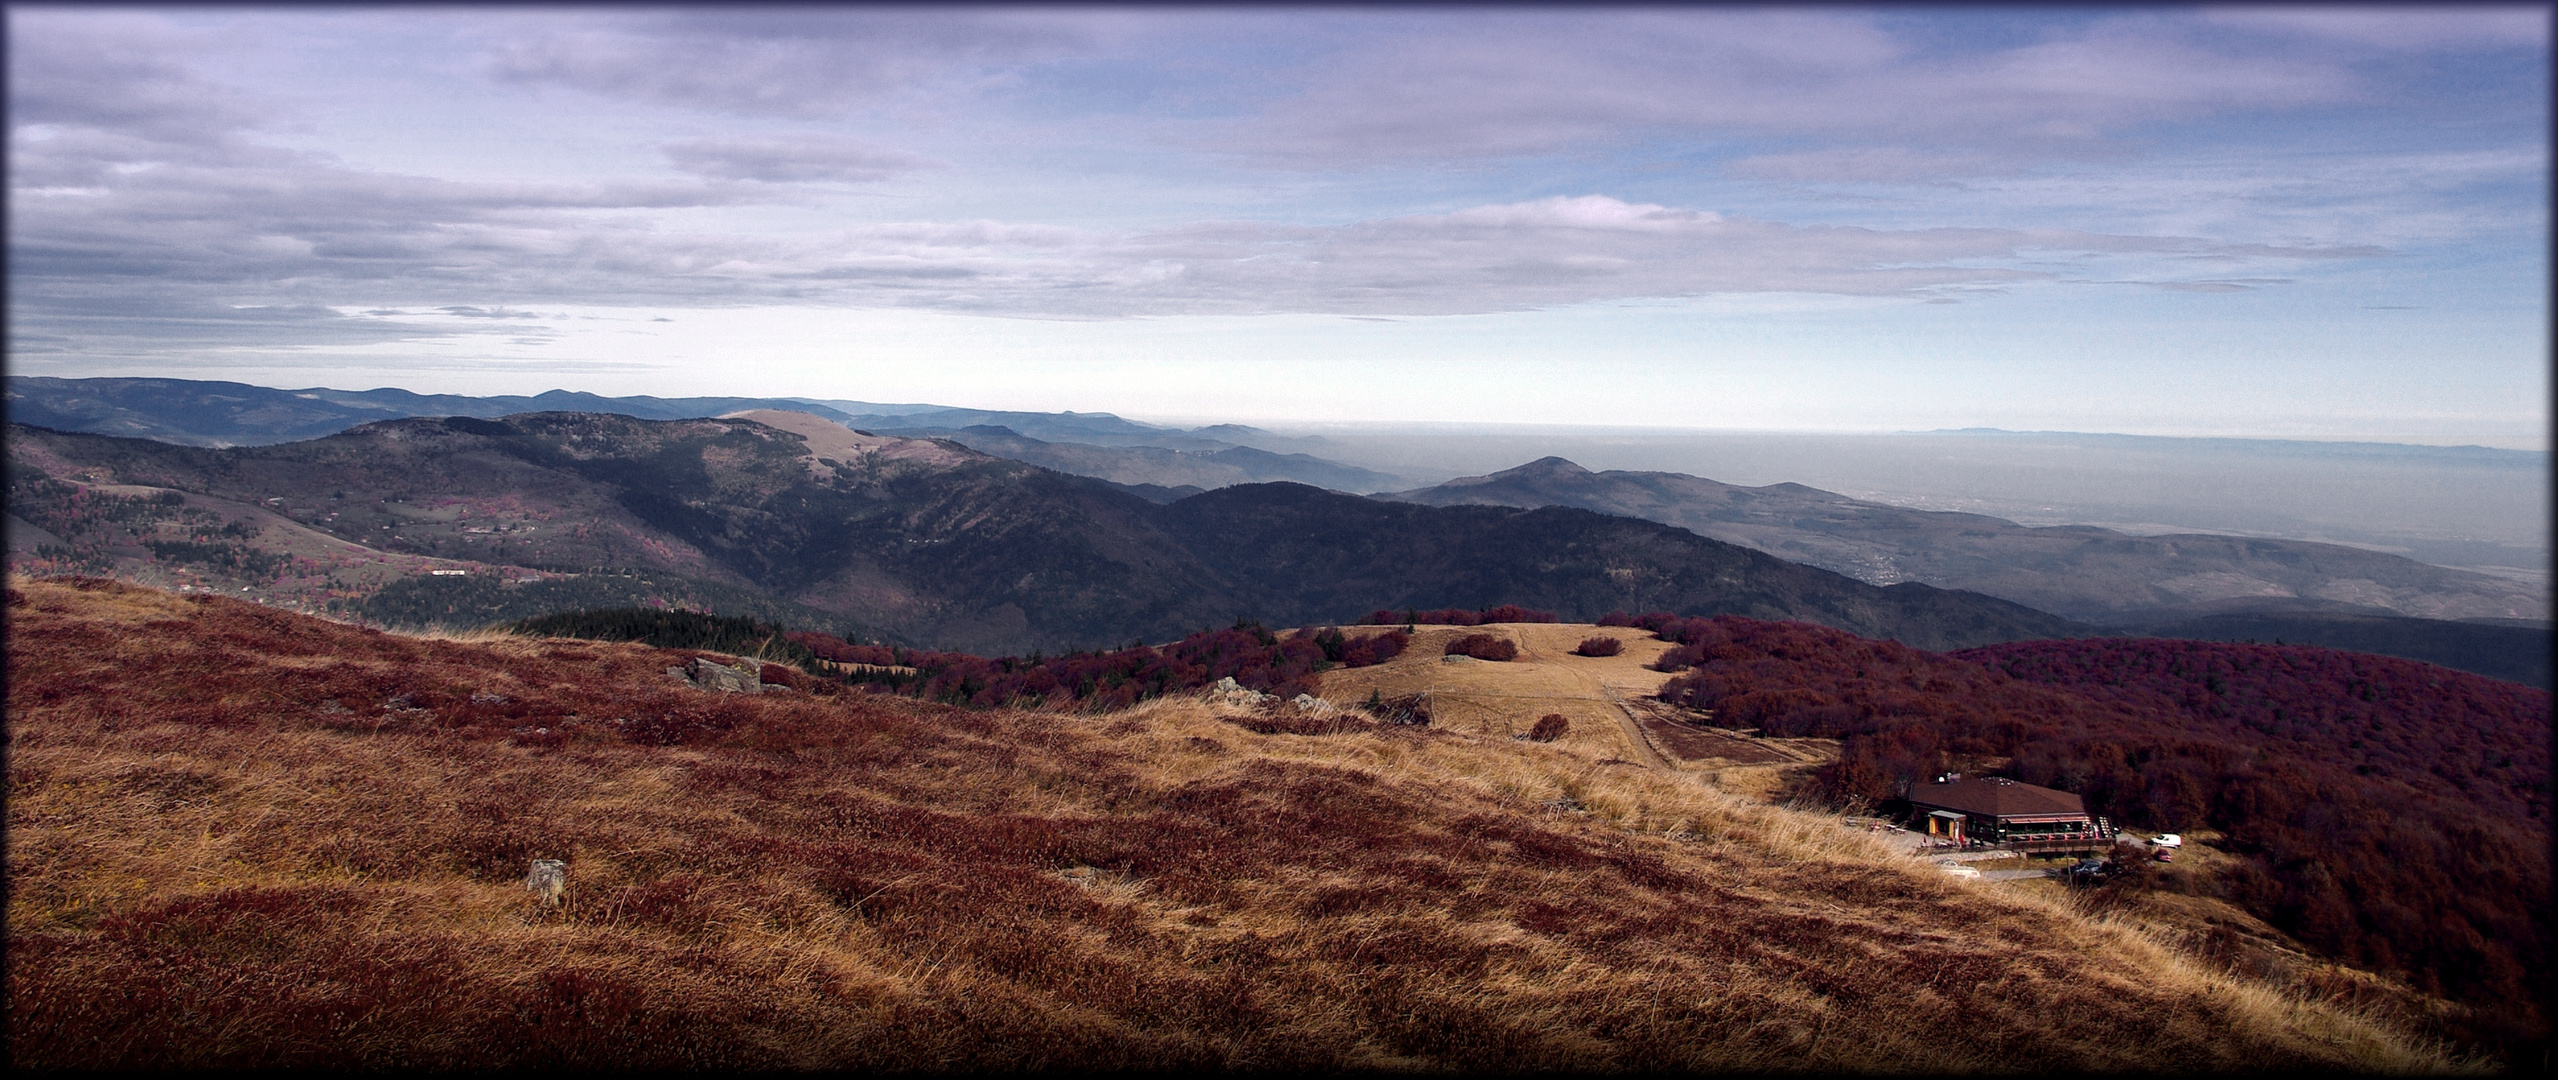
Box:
[1908, 776, 2086, 819]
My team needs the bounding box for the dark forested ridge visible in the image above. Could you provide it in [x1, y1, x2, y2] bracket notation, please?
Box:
[1155, 482, 2086, 651]
[10, 417, 2092, 654]
[500, 607, 821, 669]
[1634, 614, 2548, 1053]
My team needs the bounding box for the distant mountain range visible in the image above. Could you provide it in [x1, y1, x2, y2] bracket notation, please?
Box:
[1381, 457, 2543, 626]
[8, 412, 2083, 655]
[8, 377, 2543, 683]
[4, 376, 1409, 493]
[1371, 457, 2548, 685]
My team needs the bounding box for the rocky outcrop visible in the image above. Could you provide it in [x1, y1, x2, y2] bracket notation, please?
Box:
[668, 657, 766, 694]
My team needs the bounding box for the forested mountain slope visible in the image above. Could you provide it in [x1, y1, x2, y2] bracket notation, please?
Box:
[9, 416, 2088, 654]
[1623, 614, 2547, 1054]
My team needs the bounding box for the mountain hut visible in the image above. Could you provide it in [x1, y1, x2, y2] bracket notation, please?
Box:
[1907, 775, 2105, 849]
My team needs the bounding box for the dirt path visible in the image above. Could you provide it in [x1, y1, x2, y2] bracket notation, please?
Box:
[1591, 680, 1673, 770]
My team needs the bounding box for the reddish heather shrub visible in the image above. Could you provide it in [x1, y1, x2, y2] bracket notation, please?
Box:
[1639, 614, 2552, 1044]
[1443, 634, 1517, 662]
[1337, 629, 1408, 668]
[1527, 714, 1569, 742]
[1574, 636, 1622, 658]
[1597, 611, 1682, 632]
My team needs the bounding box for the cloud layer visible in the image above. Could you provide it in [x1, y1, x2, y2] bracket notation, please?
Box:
[4, 6, 2539, 394]
[12, 157, 2387, 333]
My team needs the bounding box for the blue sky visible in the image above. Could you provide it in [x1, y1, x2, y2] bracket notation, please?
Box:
[8, 5, 2548, 446]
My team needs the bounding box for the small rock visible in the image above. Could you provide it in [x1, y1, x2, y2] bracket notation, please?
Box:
[526, 859, 567, 906]
[1204, 675, 1272, 707]
[685, 658, 764, 694]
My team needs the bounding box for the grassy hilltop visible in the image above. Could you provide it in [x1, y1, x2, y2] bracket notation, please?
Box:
[5, 577, 2468, 1070]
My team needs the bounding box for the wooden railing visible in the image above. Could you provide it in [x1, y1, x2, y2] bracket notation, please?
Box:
[1915, 828, 2115, 855]
[1994, 836, 2113, 854]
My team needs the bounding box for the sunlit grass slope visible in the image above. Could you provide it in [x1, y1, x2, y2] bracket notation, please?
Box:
[6, 577, 2461, 1070]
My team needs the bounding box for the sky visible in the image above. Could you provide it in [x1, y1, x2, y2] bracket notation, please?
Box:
[7, 5, 2550, 447]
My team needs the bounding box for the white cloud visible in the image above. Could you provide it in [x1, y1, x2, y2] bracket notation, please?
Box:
[10, 148, 2396, 342]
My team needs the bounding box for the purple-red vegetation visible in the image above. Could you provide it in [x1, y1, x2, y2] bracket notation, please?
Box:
[788, 624, 1411, 711]
[1648, 615, 2549, 1050]
[1597, 611, 1682, 633]
[1573, 636, 1623, 658]
[11, 577, 2442, 1071]
[1359, 605, 1557, 627]
[1334, 628, 1408, 667]
[1443, 634, 1519, 662]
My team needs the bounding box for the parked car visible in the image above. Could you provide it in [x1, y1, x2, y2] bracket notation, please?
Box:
[2153, 848, 2173, 862]
[2149, 833, 2183, 848]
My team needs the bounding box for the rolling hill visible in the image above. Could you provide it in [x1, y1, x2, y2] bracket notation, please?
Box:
[4, 576, 2465, 1069]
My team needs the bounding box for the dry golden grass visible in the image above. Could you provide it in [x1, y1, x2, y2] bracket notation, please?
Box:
[7, 579, 2473, 1070]
[1314, 623, 1838, 796]
[1313, 624, 1675, 758]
